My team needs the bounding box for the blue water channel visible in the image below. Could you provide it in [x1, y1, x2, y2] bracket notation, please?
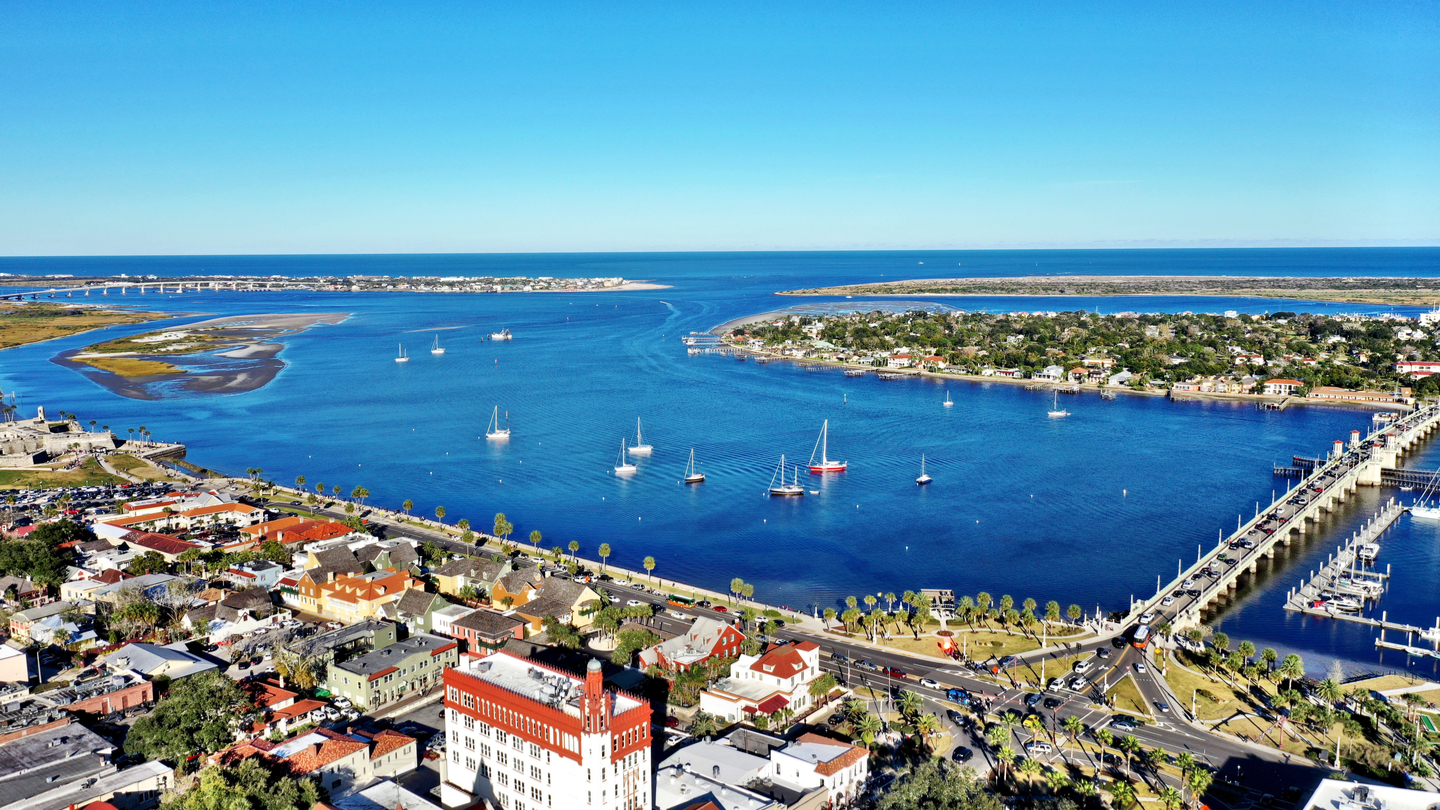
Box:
[3, 248, 1439, 674]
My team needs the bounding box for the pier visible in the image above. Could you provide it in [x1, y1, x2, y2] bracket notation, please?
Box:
[1282, 499, 1400, 616]
[1133, 403, 1440, 632]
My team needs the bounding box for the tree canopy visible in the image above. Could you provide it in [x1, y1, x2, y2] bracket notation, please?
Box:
[877, 761, 1003, 810]
[160, 757, 321, 810]
[126, 671, 252, 765]
[28, 518, 96, 548]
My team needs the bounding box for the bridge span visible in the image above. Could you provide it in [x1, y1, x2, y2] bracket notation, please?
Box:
[1132, 402, 1440, 632]
[0, 280, 315, 301]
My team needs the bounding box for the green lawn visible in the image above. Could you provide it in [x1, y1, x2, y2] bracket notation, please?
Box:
[0, 458, 128, 489]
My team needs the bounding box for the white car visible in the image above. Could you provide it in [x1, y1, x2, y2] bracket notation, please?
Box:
[1133, 661, 1147, 674]
[1161, 596, 1175, 607]
[627, 599, 644, 607]
[1139, 612, 1156, 623]
[332, 697, 352, 709]
[1024, 741, 1054, 755]
[608, 595, 621, 603]
[1182, 578, 1195, 588]
[919, 678, 940, 689]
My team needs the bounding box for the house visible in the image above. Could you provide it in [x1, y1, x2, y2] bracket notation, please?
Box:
[1083, 356, 1116, 368]
[638, 616, 745, 672]
[183, 586, 283, 642]
[508, 577, 602, 631]
[489, 567, 543, 607]
[429, 603, 477, 639]
[0, 722, 173, 810]
[1395, 361, 1440, 378]
[768, 733, 869, 806]
[447, 608, 525, 655]
[243, 517, 354, 546]
[212, 727, 417, 799]
[1065, 367, 1088, 383]
[654, 731, 867, 810]
[99, 502, 264, 534]
[293, 567, 421, 622]
[225, 559, 285, 590]
[101, 641, 217, 681]
[1307, 386, 1403, 405]
[699, 640, 823, 724]
[378, 588, 449, 635]
[60, 568, 131, 601]
[48, 667, 153, 715]
[432, 556, 511, 599]
[0, 575, 51, 607]
[324, 633, 458, 711]
[1032, 364, 1064, 382]
[1263, 378, 1304, 396]
[8, 600, 88, 644]
[920, 355, 946, 369]
[122, 531, 203, 562]
[886, 353, 913, 369]
[0, 644, 31, 683]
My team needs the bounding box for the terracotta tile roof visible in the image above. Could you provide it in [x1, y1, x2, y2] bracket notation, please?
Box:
[795, 732, 867, 775]
[271, 698, 327, 721]
[100, 513, 163, 528]
[284, 733, 369, 774]
[125, 531, 202, 556]
[242, 516, 304, 537]
[369, 729, 415, 759]
[93, 569, 130, 585]
[245, 680, 299, 708]
[750, 644, 809, 679]
[182, 502, 262, 518]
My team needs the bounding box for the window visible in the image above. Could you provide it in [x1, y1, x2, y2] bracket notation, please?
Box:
[481, 743, 491, 758]
[465, 756, 476, 770]
[530, 765, 541, 780]
[498, 772, 509, 787]
[512, 736, 523, 751]
[464, 715, 475, 730]
[496, 730, 508, 744]
[464, 735, 475, 750]
[531, 787, 543, 802]
[497, 751, 508, 766]
[529, 742, 540, 758]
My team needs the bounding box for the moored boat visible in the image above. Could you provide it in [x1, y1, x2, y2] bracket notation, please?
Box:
[916, 454, 932, 486]
[768, 455, 805, 496]
[630, 418, 653, 456]
[395, 344, 408, 363]
[684, 448, 705, 484]
[484, 406, 510, 440]
[807, 420, 847, 473]
[431, 335, 445, 355]
[614, 439, 637, 474]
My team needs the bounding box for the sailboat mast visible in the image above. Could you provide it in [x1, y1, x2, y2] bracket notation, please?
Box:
[822, 420, 828, 463]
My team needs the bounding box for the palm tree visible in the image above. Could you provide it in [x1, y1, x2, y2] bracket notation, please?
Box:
[1176, 751, 1196, 776]
[1067, 603, 1082, 623]
[598, 543, 611, 571]
[435, 505, 446, 524]
[1095, 728, 1114, 767]
[351, 485, 369, 505]
[1117, 734, 1141, 779]
[1108, 779, 1136, 810]
[1061, 715, 1084, 760]
[1318, 677, 1344, 704]
[332, 484, 341, 497]
[1074, 778, 1099, 804]
[1278, 653, 1305, 688]
[1185, 768, 1214, 808]
[316, 482, 326, 496]
[1238, 639, 1256, 660]
[822, 607, 836, 629]
[457, 518, 471, 533]
[401, 499, 413, 516]
[730, 578, 745, 604]
[915, 713, 941, 751]
[1212, 632, 1229, 652]
[854, 712, 882, 746]
[1160, 786, 1185, 810]
[742, 583, 754, 601]
[1017, 757, 1043, 794]
[689, 712, 719, 737]
[1261, 646, 1279, 672]
[567, 540, 580, 564]
[897, 690, 923, 721]
[530, 530, 542, 553]
[643, 556, 656, 581]
[493, 513, 513, 544]
[995, 745, 1017, 785]
[884, 591, 896, 613]
[1044, 769, 1070, 795]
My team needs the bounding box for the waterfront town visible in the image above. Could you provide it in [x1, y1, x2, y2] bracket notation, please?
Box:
[5, 404, 1440, 810]
[0, 273, 660, 296]
[731, 308, 1440, 404]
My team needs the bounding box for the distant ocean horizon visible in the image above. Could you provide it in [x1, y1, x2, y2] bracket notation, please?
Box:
[5, 246, 1440, 678]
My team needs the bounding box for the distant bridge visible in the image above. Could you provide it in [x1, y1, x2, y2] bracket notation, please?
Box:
[0, 280, 317, 301]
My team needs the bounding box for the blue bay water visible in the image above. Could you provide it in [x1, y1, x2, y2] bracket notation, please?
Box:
[3, 248, 1440, 674]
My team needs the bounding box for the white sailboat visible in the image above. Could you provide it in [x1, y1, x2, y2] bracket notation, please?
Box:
[1411, 467, 1440, 519]
[767, 455, 805, 496]
[614, 439, 637, 474]
[807, 420, 847, 472]
[394, 344, 409, 363]
[684, 448, 705, 484]
[1047, 390, 1069, 418]
[484, 406, 510, 440]
[629, 418, 654, 456]
[943, 390, 954, 408]
[916, 455, 932, 485]
[490, 328, 513, 340]
[431, 335, 445, 355]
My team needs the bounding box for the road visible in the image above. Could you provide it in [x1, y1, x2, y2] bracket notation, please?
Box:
[233, 484, 1325, 802]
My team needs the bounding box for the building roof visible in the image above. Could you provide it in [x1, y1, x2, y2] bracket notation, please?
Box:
[532, 576, 591, 605]
[124, 531, 202, 557]
[452, 650, 645, 719]
[387, 588, 442, 620]
[513, 596, 572, 622]
[657, 739, 769, 787]
[244, 679, 299, 709]
[101, 641, 216, 680]
[748, 643, 811, 680]
[329, 780, 433, 810]
[335, 633, 455, 678]
[496, 568, 542, 594]
[434, 556, 508, 581]
[788, 733, 868, 775]
[0, 722, 116, 809]
[452, 608, 524, 638]
[1266, 378, 1304, 385]
[325, 569, 417, 605]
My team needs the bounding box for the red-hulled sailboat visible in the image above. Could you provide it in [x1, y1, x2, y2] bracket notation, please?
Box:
[807, 420, 847, 473]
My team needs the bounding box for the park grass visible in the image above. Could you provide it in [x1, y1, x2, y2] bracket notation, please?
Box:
[1160, 652, 1273, 721]
[107, 453, 181, 481]
[1105, 675, 1152, 718]
[1347, 674, 1428, 693]
[1011, 653, 1087, 688]
[0, 303, 163, 350]
[73, 355, 184, 377]
[0, 458, 128, 489]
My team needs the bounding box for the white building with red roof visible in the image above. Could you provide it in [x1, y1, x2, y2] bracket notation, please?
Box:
[637, 616, 745, 672]
[441, 652, 652, 810]
[698, 640, 821, 725]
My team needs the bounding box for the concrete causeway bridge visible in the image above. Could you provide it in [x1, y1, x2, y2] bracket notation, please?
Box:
[1133, 402, 1440, 632]
[0, 280, 315, 301]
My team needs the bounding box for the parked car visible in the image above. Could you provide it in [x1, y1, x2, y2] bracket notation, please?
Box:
[664, 717, 679, 728]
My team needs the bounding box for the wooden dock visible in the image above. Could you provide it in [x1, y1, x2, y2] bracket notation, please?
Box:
[1283, 499, 1402, 616]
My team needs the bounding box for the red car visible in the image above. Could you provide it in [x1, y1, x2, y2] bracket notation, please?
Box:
[712, 605, 728, 613]
[664, 717, 679, 728]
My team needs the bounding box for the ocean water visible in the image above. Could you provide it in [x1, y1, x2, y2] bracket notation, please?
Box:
[3, 248, 1439, 673]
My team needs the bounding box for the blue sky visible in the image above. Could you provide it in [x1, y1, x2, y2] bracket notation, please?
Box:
[2, 2, 1436, 254]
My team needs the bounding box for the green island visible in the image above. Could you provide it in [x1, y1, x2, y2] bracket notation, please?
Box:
[780, 275, 1440, 306]
[0, 301, 165, 351]
[735, 307, 1440, 397]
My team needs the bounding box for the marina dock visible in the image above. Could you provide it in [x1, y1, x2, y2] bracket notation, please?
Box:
[1282, 499, 1400, 617]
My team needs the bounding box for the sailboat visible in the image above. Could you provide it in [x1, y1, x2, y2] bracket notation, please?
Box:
[683, 448, 705, 484]
[1047, 390, 1070, 418]
[943, 390, 954, 408]
[1411, 467, 1440, 519]
[916, 455, 932, 485]
[394, 344, 409, 363]
[490, 328, 513, 341]
[629, 418, 654, 456]
[807, 420, 847, 473]
[614, 440, 637, 475]
[767, 455, 805, 496]
[430, 335, 445, 355]
[484, 406, 510, 440]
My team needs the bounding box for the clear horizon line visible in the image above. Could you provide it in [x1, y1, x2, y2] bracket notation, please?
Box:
[3, 239, 1440, 260]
